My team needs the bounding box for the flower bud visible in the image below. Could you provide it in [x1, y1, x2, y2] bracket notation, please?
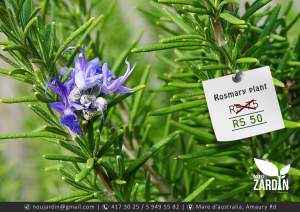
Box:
[93, 97, 108, 112]
[68, 87, 81, 102]
[80, 94, 96, 107]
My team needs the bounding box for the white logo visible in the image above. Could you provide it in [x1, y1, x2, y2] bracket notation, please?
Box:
[253, 158, 290, 191]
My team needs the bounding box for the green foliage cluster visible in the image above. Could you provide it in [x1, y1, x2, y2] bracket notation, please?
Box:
[0, 0, 300, 202]
[133, 0, 300, 201]
[0, 0, 167, 202]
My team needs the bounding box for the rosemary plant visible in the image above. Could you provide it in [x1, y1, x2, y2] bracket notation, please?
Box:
[132, 0, 300, 201]
[0, 0, 177, 201]
[0, 0, 300, 202]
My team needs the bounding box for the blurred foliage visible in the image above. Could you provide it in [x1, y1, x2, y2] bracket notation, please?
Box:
[0, 147, 21, 201]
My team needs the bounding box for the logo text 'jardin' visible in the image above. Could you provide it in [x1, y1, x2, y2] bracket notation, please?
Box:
[253, 158, 290, 191]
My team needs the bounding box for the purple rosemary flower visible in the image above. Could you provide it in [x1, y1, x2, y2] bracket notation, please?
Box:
[48, 49, 136, 131]
[74, 51, 103, 91]
[101, 59, 135, 95]
[47, 78, 83, 135]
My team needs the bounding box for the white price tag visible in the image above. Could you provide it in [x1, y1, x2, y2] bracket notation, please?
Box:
[202, 66, 284, 141]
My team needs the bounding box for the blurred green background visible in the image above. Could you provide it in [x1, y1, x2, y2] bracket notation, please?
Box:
[0, 0, 299, 201]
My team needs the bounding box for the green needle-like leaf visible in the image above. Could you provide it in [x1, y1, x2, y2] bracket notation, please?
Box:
[86, 158, 94, 169]
[242, 0, 271, 19]
[219, 13, 245, 25]
[62, 177, 96, 192]
[23, 16, 37, 39]
[198, 64, 229, 71]
[43, 154, 86, 163]
[49, 21, 56, 59]
[160, 7, 193, 33]
[97, 130, 123, 158]
[210, 184, 250, 201]
[183, 177, 215, 202]
[75, 194, 95, 202]
[171, 121, 215, 142]
[0, 131, 65, 140]
[168, 82, 200, 88]
[132, 42, 207, 53]
[28, 104, 61, 128]
[287, 61, 300, 67]
[131, 65, 151, 124]
[284, 120, 300, 128]
[272, 77, 284, 88]
[0, 95, 37, 103]
[243, 36, 269, 56]
[259, 5, 280, 39]
[160, 35, 203, 43]
[75, 168, 92, 182]
[150, 100, 206, 116]
[217, 0, 238, 11]
[112, 31, 143, 76]
[123, 131, 180, 180]
[158, 0, 199, 6]
[108, 84, 146, 108]
[54, 17, 94, 61]
[58, 141, 87, 158]
[47, 191, 89, 202]
[236, 57, 258, 64]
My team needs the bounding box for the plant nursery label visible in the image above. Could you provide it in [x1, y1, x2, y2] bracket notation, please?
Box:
[202, 66, 284, 141]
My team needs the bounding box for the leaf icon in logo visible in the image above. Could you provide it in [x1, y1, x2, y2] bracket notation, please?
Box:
[280, 164, 290, 176]
[254, 158, 278, 177]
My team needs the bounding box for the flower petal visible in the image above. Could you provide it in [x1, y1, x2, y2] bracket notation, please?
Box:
[74, 55, 103, 91]
[86, 58, 102, 76]
[116, 86, 133, 93]
[84, 75, 102, 88]
[59, 66, 75, 92]
[103, 78, 122, 94]
[47, 78, 69, 104]
[78, 50, 87, 71]
[102, 63, 110, 87]
[65, 77, 75, 93]
[102, 59, 135, 94]
[74, 68, 86, 90]
[70, 102, 84, 111]
[49, 102, 65, 113]
[121, 59, 135, 82]
[59, 67, 69, 76]
[60, 112, 83, 135]
[74, 56, 81, 70]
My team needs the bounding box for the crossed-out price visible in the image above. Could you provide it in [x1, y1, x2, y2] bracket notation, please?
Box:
[229, 100, 266, 130]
